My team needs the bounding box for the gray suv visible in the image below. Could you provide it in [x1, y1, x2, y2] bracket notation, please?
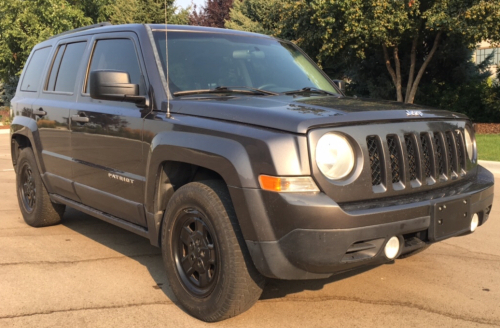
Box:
[10, 23, 494, 321]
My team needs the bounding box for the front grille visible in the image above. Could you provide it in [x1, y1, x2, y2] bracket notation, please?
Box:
[405, 135, 418, 181]
[433, 132, 446, 176]
[445, 131, 456, 174]
[367, 136, 382, 186]
[420, 133, 433, 178]
[387, 135, 402, 183]
[454, 130, 466, 171]
[367, 129, 468, 191]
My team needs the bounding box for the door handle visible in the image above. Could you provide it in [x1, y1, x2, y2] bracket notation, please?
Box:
[33, 108, 46, 117]
[71, 114, 89, 123]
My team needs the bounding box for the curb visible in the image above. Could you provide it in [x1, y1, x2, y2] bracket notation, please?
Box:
[478, 160, 500, 175]
[0, 129, 10, 135]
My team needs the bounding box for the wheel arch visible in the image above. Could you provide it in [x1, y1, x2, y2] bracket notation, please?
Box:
[10, 116, 43, 174]
[144, 131, 259, 246]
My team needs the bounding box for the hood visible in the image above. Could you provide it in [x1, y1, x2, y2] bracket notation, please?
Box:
[165, 95, 468, 134]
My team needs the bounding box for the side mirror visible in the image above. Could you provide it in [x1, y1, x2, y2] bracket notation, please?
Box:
[332, 79, 346, 92]
[89, 70, 145, 103]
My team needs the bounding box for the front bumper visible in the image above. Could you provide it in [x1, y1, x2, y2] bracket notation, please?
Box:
[230, 166, 494, 280]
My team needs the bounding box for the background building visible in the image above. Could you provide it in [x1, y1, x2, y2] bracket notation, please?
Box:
[474, 41, 499, 77]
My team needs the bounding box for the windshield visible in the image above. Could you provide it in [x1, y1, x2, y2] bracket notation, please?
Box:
[152, 30, 338, 95]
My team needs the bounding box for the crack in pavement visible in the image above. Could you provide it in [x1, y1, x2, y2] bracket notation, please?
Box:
[262, 295, 500, 326]
[0, 300, 174, 320]
[430, 252, 500, 263]
[0, 253, 161, 267]
[440, 242, 500, 259]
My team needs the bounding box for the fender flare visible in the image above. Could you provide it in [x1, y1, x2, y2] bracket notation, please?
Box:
[144, 130, 258, 213]
[10, 116, 45, 174]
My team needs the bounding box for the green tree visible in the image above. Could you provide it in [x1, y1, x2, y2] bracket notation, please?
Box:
[101, 0, 188, 25]
[279, 0, 500, 103]
[0, 0, 188, 105]
[226, 0, 283, 34]
[67, 0, 111, 23]
[0, 0, 91, 81]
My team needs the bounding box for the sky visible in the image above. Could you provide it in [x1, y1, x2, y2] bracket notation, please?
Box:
[175, 0, 205, 10]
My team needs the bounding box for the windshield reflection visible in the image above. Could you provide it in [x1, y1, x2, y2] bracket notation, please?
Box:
[152, 31, 338, 96]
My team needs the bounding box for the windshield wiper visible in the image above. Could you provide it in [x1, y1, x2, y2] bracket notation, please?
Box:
[284, 87, 336, 96]
[173, 86, 278, 97]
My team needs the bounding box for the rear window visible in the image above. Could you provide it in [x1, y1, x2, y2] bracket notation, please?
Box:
[46, 42, 87, 93]
[20, 47, 52, 92]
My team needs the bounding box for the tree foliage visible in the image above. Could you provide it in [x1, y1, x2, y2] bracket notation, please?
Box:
[346, 34, 500, 122]
[190, 0, 235, 28]
[0, 0, 91, 81]
[101, 0, 188, 25]
[229, 0, 500, 104]
[282, 0, 500, 103]
[0, 0, 188, 104]
[226, 0, 282, 34]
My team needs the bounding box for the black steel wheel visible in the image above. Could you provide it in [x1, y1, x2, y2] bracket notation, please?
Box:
[173, 208, 219, 297]
[15, 147, 65, 227]
[162, 180, 265, 322]
[19, 163, 36, 213]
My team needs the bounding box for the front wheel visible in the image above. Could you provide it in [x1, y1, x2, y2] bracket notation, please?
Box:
[161, 181, 264, 322]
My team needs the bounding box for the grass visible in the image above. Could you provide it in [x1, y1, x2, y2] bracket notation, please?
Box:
[476, 134, 500, 161]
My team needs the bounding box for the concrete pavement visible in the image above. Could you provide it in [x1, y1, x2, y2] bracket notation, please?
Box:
[479, 160, 500, 175]
[0, 133, 499, 327]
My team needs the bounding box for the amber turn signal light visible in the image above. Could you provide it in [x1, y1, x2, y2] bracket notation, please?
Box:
[258, 175, 320, 193]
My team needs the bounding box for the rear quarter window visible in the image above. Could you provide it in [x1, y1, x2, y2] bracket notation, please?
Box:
[20, 47, 52, 92]
[46, 42, 87, 93]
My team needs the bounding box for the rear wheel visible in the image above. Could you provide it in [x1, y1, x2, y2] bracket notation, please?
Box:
[161, 181, 264, 322]
[16, 147, 65, 227]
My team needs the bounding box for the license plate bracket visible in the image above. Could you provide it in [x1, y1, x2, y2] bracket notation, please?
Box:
[429, 197, 471, 241]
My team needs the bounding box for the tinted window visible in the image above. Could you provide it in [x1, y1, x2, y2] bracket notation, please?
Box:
[86, 39, 143, 94]
[46, 42, 87, 93]
[152, 31, 337, 94]
[46, 45, 65, 91]
[20, 47, 52, 92]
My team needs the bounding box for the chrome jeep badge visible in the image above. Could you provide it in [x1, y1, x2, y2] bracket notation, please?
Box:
[406, 110, 423, 117]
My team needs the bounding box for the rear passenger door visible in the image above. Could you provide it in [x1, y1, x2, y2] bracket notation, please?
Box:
[13, 46, 52, 121]
[70, 33, 147, 226]
[37, 39, 88, 201]
[13, 45, 52, 159]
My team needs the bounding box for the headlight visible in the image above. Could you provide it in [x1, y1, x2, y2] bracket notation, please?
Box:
[316, 133, 355, 180]
[464, 127, 475, 161]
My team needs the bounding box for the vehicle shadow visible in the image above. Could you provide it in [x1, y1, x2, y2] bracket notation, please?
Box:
[260, 265, 382, 300]
[61, 207, 177, 303]
[61, 207, 383, 304]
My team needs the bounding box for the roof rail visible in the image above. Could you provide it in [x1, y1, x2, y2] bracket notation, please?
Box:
[48, 22, 112, 40]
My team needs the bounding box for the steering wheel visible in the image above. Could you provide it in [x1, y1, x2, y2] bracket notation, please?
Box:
[257, 84, 277, 90]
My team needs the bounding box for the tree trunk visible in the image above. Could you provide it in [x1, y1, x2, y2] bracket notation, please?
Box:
[405, 34, 419, 103]
[406, 31, 442, 104]
[382, 44, 403, 102]
[393, 46, 403, 102]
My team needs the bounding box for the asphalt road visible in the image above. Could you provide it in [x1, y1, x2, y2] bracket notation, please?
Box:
[1, 132, 499, 328]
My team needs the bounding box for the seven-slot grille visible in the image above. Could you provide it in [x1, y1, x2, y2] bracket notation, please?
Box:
[367, 130, 467, 188]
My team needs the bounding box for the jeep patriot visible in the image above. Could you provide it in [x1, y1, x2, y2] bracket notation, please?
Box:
[10, 23, 494, 321]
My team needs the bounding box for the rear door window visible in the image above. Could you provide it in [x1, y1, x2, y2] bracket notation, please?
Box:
[20, 47, 52, 92]
[46, 42, 87, 93]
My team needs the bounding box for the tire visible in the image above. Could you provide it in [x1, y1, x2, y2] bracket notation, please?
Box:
[16, 147, 65, 227]
[161, 180, 265, 322]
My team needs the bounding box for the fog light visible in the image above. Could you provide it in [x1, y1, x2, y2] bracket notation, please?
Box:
[384, 236, 400, 260]
[470, 213, 479, 232]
